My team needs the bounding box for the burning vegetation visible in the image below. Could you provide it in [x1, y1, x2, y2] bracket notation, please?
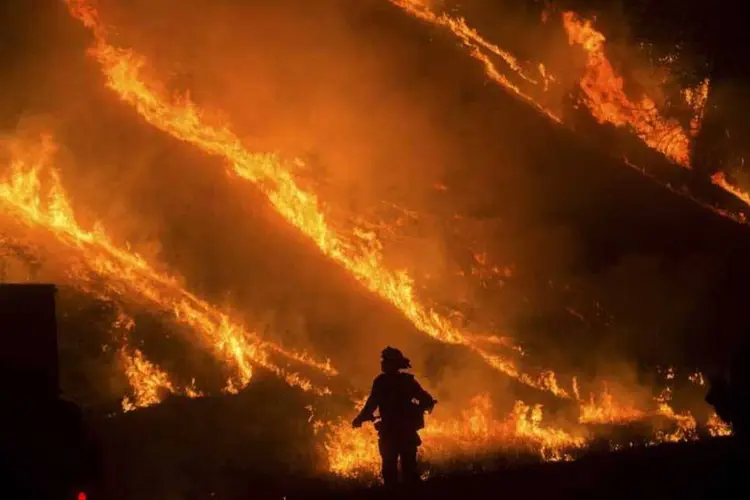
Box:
[4, 108, 716, 484]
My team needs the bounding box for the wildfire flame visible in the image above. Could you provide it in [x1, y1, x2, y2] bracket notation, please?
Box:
[111, 310, 201, 411]
[388, 1, 750, 220]
[653, 387, 698, 443]
[706, 413, 732, 437]
[577, 387, 645, 425]
[120, 347, 177, 412]
[389, 0, 562, 123]
[390, 1, 750, 223]
[324, 369, 709, 480]
[323, 393, 588, 480]
[0, 133, 334, 395]
[711, 171, 750, 206]
[562, 12, 692, 167]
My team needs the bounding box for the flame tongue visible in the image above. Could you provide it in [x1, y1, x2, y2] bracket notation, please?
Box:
[0, 133, 333, 396]
[389, 0, 562, 123]
[562, 12, 692, 168]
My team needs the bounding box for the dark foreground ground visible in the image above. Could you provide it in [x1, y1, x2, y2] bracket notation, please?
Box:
[89, 383, 745, 500]
[278, 437, 749, 500]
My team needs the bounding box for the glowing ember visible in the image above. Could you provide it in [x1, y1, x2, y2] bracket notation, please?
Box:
[66, 0, 571, 397]
[0, 133, 333, 395]
[688, 371, 706, 387]
[683, 79, 710, 137]
[389, 2, 750, 226]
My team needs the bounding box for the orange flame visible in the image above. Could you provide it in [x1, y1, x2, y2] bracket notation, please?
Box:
[113, 310, 201, 411]
[706, 413, 732, 437]
[683, 79, 710, 137]
[578, 387, 645, 424]
[712, 171, 750, 206]
[390, 3, 750, 223]
[323, 394, 587, 479]
[390, 2, 750, 229]
[562, 12, 692, 167]
[653, 387, 698, 443]
[120, 347, 178, 412]
[324, 378, 715, 479]
[0, 133, 333, 395]
[393, 2, 750, 226]
[391, 2, 706, 170]
[389, 0, 562, 123]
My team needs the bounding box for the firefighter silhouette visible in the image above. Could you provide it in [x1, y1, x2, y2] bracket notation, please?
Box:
[352, 347, 437, 486]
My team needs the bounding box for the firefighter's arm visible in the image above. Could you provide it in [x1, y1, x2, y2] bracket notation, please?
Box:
[412, 379, 437, 413]
[352, 380, 380, 428]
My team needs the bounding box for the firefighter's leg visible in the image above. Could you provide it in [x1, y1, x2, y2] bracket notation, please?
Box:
[378, 437, 399, 487]
[399, 442, 420, 484]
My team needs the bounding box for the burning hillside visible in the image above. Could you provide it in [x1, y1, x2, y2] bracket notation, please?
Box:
[1, 0, 747, 497]
[4, 128, 728, 481]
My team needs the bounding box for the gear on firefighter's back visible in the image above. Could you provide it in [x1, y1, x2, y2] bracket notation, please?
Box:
[351, 346, 437, 435]
[361, 397, 437, 434]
